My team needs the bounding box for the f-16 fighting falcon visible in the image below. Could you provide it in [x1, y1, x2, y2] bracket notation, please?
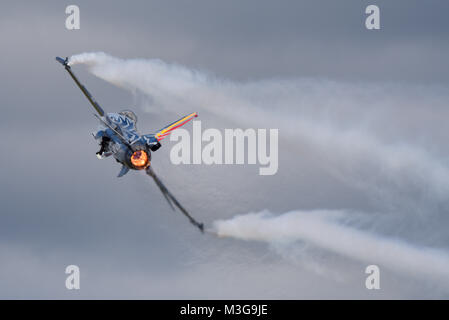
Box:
[56, 56, 204, 233]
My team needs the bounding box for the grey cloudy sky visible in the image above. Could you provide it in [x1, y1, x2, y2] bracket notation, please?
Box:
[1, 1, 449, 299]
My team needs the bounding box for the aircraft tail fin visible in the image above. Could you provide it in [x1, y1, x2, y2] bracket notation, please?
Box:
[154, 112, 198, 142]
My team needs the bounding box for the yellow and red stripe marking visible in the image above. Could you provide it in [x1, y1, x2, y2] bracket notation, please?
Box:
[155, 112, 198, 141]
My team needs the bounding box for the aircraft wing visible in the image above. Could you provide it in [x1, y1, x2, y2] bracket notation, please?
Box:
[146, 166, 204, 233]
[55, 56, 105, 116]
[154, 112, 198, 142]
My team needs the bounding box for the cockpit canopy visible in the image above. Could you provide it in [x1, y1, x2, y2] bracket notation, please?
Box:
[118, 110, 138, 124]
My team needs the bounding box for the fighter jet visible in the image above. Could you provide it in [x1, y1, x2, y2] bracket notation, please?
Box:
[56, 56, 204, 232]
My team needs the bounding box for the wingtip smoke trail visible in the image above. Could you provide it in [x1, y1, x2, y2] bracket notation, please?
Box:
[67, 52, 449, 214]
[68, 52, 449, 289]
[212, 210, 449, 285]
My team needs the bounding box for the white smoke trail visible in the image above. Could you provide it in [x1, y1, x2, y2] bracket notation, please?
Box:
[212, 210, 449, 284]
[68, 52, 449, 285]
[68, 52, 449, 217]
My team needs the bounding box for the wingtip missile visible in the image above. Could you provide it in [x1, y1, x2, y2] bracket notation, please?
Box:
[55, 56, 69, 66]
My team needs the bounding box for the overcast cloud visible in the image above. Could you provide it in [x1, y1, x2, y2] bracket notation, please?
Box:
[1, 0, 449, 299]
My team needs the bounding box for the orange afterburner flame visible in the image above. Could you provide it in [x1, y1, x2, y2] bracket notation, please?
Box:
[130, 150, 149, 169]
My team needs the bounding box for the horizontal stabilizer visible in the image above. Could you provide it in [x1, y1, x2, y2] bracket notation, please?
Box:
[117, 165, 130, 177]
